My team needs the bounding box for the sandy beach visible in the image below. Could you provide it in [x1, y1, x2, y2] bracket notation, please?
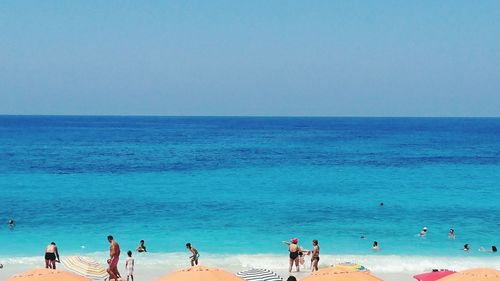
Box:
[0, 263, 413, 281]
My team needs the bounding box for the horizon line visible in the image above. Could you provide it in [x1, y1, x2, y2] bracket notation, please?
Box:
[1, 114, 499, 119]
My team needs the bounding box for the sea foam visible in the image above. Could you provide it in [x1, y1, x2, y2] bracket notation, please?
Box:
[1, 252, 499, 273]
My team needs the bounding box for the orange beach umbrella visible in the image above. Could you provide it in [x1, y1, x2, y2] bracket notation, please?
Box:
[439, 268, 500, 281]
[6, 268, 91, 281]
[302, 267, 384, 281]
[157, 265, 245, 281]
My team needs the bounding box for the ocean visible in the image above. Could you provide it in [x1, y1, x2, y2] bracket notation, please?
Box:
[1, 116, 499, 272]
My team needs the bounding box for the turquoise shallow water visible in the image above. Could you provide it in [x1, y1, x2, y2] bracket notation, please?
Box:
[0, 116, 499, 260]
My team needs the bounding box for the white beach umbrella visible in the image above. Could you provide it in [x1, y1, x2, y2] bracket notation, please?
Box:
[236, 268, 283, 281]
[62, 256, 108, 280]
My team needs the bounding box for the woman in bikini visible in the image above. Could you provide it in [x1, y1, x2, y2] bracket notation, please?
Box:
[311, 240, 320, 272]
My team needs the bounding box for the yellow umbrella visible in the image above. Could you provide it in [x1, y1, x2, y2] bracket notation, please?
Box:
[302, 267, 384, 281]
[439, 268, 500, 281]
[333, 262, 368, 272]
[6, 268, 91, 281]
[157, 265, 245, 281]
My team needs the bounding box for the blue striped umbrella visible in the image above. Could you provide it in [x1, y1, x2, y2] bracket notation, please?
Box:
[236, 269, 283, 281]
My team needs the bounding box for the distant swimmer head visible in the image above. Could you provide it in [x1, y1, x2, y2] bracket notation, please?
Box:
[50, 242, 56, 245]
[464, 244, 470, 251]
[380, 202, 384, 206]
[291, 238, 298, 244]
[492, 246, 497, 252]
[423, 227, 428, 231]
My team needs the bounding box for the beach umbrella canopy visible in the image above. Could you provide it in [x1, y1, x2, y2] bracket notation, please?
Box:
[333, 262, 367, 272]
[62, 256, 108, 279]
[302, 267, 384, 281]
[6, 268, 91, 281]
[438, 268, 500, 281]
[157, 265, 245, 281]
[236, 268, 283, 281]
[414, 270, 456, 281]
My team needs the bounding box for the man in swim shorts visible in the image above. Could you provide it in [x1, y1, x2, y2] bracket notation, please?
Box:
[45, 242, 60, 269]
[107, 235, 121, 281]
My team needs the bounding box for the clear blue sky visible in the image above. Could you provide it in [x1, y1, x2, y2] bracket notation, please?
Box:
[1, 0, 499, 116]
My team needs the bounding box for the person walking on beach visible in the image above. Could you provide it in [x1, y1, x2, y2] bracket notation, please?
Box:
[44, 242, 60, 269]
[287, 238, 301, 272]
[107, 235, 121, 281]
[136, 240, 147, 252]
[186, 243, 199, 266]
[311, 240, 320, 272]
[125, 250, 134, 281]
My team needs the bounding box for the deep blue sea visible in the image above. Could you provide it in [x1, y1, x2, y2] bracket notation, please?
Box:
[1, 116, 499, 263]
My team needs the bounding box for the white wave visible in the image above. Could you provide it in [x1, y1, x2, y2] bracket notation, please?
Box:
[1, 252, 499, 273]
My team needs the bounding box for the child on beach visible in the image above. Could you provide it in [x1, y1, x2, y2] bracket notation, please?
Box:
[125, 250, 134, 281]
[186, 243, 199, 266]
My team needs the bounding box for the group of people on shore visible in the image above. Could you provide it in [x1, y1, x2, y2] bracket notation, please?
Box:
[41, 235, 199, 281]
[284, 238, 320, 273]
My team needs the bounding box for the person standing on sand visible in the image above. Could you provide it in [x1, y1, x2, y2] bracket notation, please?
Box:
[311, 240, 320, 272]
[125, 250, 134, 281]
[107, 235, 121, 281]
[186, 243, 199, 266]
[45, 242, 60, 269]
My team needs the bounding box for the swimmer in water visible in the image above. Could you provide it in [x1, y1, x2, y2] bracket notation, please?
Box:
[479, 246, 497, 253]
[463, 244, 470, 251]
[420, 227, 428, 237]
[372, 241, 380, 251]
[448, 229, 455, 239]
[8, 219, 15, 230]
[136, 240, 147, 253]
